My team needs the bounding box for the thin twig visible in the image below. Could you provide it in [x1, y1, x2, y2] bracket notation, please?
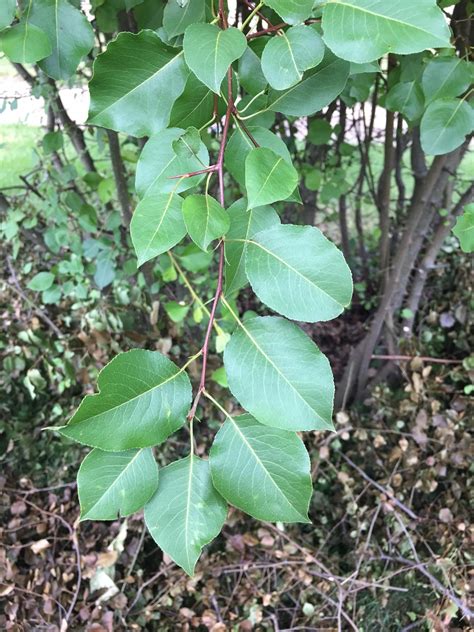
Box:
[371, 354, 462, 365]
[379, 555, 473, 621]
[187, 63, 234, 422]
[339, 453, 419, 521]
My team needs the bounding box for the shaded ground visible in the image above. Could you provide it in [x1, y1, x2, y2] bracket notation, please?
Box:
[1, 273, 472, 629]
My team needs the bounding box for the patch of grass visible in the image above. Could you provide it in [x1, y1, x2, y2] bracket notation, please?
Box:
[0, 124, 42, 188]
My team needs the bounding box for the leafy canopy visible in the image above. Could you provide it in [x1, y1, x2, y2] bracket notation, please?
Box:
[5, 0, 471, 576]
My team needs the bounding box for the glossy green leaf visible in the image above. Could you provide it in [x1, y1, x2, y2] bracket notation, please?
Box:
[78, 448, 159, 520]
[29, 0, 94, 80]
[238, 41, 268, 96]
[224, 316, 335, 431]
[145, 456, 227, 575]
[420, 98, 474, 155]
[422, 57, 472, 104]
[225, 126, 292, 189]
[163, 0, 205, 39]
[169, 74, 215, 129]
[245, 147, 298, 209]
[322, 0, 451, 64]
[386, 81, 425, 124]
[261, 26, 324, 90]
[135, 127, 209, 198]
[210, 413, 312, 522]
[224, 199, 280, 295]
[60, 350, 192, 450]
[265, 0, 314, 25]
[182, 194, 230, 252]
[0, 0, 16, 30]
[452, 205, 474, 253]
[89, 31, 189, 137]
[134, 0, 165, 30]
[0, 22, 52, 63]
[267, 51, 350, 116]
[245, 224, 353, 322]
[131, 192, 186, 266]
[183, 23, 247, 93]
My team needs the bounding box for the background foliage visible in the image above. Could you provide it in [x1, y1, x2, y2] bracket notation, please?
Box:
[0, 0, 473, 629]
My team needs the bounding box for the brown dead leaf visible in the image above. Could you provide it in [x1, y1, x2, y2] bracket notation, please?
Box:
[30, 539, 50, 555]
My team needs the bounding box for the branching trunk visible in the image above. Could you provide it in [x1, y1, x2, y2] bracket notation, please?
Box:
[403, 183, 474, 336]
[336, 139, 469, 407]
[107, 130, 133, 226]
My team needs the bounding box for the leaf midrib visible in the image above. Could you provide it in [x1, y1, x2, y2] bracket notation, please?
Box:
[69, 364, 186, 426]
[91, 50, 184, 120]
[224, 301, 328, 427]
[239, 237, 345, 308]
[327, 0, 448, 42]
[249, 155, 283, 206]
[82, 450, 143, 518]
[141, 191, 177, 257]
[268, 57, 341, 109]
[226, 416, 306, 518]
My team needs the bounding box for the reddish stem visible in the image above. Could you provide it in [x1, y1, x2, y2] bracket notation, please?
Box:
[246, 22, 286, 39]
[187, 39, 234, 422]
[169, 165, 217, 180]
[246, 18, 321, 39]
[232, 106, 259, 147]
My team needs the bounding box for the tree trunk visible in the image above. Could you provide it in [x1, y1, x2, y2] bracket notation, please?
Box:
[336, 140, 469, 407]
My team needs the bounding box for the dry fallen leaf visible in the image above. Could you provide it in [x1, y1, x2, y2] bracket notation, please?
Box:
[30, 539, 50, 555]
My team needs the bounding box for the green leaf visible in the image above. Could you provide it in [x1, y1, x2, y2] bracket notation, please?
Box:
[452, 205, 474, 253]
[29, 0, 94, 80]
[27, 271, 55, 291]
[238, 41, 268, 96]
[210, 413, 312, 522]
[225, 126, 292, 189]
[131, 192, 186, 266]
[78, 448, 159, 521]
[305, 169, 322, 191]
[245, 147, 298, 209]
[183, 23, 247, 93]
[261, 26, 324, 90]
[308, 119, 333, 145]
[60, 350, 192, 450]
[89, 31, 189, 137]
[245, 224, 353, 322]
[224, 315, 335, 431]
[163, 0, 205, 39]
[135, 127, 209, 198]
[183, 194, 230, 252]
[164, 301, 190, 323]
[386, 81, 425, 124]
[169, 74, 215, 129]
[0, 22, 52, 64]
[224, 199, 280, 295]
[134, 0, 165, 30]
[0, 0, 16, 30]
[322, 0, 451, 64]
[145, 456, 227, 575]
[267, 51, 350, 116]
[265, 0, 314, 25]
[420, 98, 474, 155]
[172, 126, 201, 158]
[422, 57, 472, 104]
